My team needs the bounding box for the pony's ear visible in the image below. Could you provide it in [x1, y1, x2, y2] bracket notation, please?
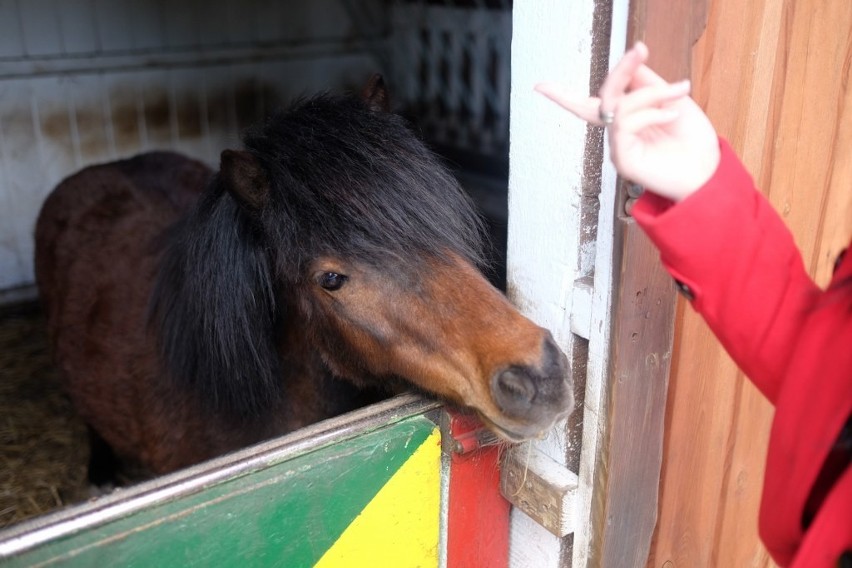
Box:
[361, 74, 391, 113]
[220, 149, 270, 210]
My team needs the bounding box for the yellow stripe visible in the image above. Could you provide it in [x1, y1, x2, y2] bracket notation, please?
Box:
[314, 428, 442, 568]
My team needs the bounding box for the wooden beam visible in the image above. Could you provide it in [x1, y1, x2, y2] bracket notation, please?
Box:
[590, 2, 708, 567]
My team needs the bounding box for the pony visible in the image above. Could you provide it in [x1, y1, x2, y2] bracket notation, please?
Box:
[34, 76, 573, 481]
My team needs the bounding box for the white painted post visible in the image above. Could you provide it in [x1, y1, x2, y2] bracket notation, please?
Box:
[570, 3, 629, 565]
[506, 0, 628, 565]
[507, 1, 596, 563]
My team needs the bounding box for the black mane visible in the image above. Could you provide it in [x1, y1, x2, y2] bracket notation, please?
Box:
[246, 94, 486, 271]
[151, 92, 486, 420]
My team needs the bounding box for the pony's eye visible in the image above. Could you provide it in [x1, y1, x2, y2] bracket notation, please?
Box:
[318, 272, 348, 291]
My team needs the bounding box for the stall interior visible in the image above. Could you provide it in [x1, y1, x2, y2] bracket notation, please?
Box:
[0, 0, 512, 528]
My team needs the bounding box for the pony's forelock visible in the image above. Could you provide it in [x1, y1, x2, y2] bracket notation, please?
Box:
[245, 93, 487, 276]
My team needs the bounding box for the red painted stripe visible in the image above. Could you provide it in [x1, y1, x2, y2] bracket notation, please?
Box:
[446, 411, 510, 568]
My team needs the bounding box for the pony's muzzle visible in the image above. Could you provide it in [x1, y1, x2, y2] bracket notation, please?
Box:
[490, 335, 573, 434]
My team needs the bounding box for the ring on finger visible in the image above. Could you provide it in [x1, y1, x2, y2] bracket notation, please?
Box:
[598, 107, 615, 126]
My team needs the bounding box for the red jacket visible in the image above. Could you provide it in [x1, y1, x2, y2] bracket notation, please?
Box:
[632, 138, 851, 567]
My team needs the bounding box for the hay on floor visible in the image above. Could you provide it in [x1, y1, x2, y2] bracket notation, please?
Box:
[0, 302, 89, 529]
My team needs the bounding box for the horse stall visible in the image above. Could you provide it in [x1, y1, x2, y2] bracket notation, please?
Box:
[0, 1, 685, 567]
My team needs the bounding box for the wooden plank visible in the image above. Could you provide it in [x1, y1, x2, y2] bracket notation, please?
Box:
[647, 3, 777, 563]
[646, 319, 752, 567]
[646, 5, 780, 565]
[590, 1, 708, 567]
[595, 200, 678, 568]
[648, 0, 852, 566]
[501, 442, 579, 537]
[766, 1, 852, 286]
[818, 60, 852, 285]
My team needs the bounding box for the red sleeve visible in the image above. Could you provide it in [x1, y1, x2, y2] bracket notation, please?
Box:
[630, 138, 821, 403]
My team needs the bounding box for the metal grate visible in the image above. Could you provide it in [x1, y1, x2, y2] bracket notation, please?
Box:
[347, 0, 512, 162]
[393, 0, 511, 159]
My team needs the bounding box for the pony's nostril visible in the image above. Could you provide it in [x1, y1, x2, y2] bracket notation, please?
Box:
[492, 368, 537, 416]
[497, 370, 535, 401]
[488, 336, 574, 433]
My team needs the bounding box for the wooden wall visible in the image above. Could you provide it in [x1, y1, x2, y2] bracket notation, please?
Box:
[647, 1, 852, 566]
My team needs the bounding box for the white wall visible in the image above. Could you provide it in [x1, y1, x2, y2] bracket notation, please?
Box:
[0, 0, 384, 291]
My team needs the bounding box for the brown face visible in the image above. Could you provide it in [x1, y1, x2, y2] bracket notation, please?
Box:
[300, 252, 574, 441]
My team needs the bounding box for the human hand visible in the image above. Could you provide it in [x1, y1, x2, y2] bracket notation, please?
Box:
[535, 42, 720, 202]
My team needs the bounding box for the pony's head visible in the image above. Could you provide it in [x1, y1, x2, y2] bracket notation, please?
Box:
[153, 75, 573, 441]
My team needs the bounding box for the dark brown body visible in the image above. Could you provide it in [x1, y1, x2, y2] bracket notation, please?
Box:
[38, 154, 232, 472]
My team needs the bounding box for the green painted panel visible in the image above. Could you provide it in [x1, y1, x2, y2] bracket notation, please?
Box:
[3, 416, 437, 568]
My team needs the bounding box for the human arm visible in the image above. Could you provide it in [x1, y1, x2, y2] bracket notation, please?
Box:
[630, 140, 821, 401]
[536, 42, 821, 402]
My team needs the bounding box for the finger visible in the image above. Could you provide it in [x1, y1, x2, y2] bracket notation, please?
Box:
[535, 83, 603, 124]
[630, 63, 672, 90]
[615, 107, 680, 134]
[598, 41, 649, 107]
[617, 80, 690, 116]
